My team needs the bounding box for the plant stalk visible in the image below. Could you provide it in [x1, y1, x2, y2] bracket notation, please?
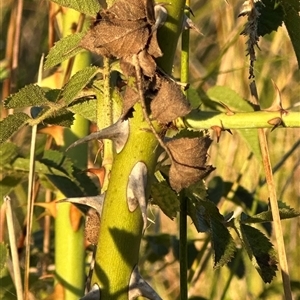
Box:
[179, 3, 190, 299]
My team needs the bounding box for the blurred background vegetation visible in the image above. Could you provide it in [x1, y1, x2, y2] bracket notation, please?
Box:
[0, 0, 299, 299]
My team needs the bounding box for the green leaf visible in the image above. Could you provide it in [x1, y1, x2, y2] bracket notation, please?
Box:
[210, 218, 236, 268]
[237, 223, 278, 283]
[43, 108, 75, 127]
[206, 86, 254, 112]
[62, 66, 99, 105]
[0, 112, 30, 145]
[68, 97, 97, 122]
[4, 84, 50, 109]
[185, 181, 223, 232]
[50, 0, 101, 16]
[206, 86, 262, 160]
[238, 129, 262, 161]
[40, 150, 99, 197]
[281, 0, 300, 68]
[0, 142, 19, 166]
[12, 157, 69, 177]
[241, 201, 300, 223]
[257, 0, 284, 36]
[151, 181, 180, 219]
[44, 32, 86, 70]
[0, 175, 24, 206]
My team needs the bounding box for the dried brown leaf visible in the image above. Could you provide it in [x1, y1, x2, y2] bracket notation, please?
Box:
[166, 136, 215, 192]
[109, 0, 154, 22]
[151, 79, 191, 123]
[80, 18, 149, 58]
[138, 50, 157, 77]
[122, 85, 140, 117]
[147, 30, 163, 58]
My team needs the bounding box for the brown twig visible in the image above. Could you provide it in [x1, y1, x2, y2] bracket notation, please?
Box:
[250, 81, 292, 300]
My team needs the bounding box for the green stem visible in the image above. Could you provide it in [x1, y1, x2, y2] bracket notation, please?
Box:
[90, 1, 186, 299]
[54, 8, 90, 300]
[179, 110, 300, 129]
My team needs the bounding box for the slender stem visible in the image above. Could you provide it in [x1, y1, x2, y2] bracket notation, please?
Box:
[11, 0, 23, 93]
[180, 3, 190, 299]
[180, 110, 300, 129]
[54, 8, 91, 300]
[250, 81, 292, 300]
[23, 123, 37, 300]
[4, 196, 24, 300]
[179, 193, 188, 300]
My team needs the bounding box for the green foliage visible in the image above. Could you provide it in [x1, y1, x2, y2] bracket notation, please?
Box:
[4, 84, 51, 108]
[151, 181, 180, 219]
[236, 223, 278, 283]
[0, 112, 30, 144]
[62, 66, 100, 105]
[241, 201, 300, 223]
[257, 0, 284, 36]
[47, 0, 101, 16]
[1, 0, 299, 299]
[44, 32, 86, 69]
[281, 0, 300, 67]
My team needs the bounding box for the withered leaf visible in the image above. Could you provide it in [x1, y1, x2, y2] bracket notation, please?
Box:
[80, 18, 149, 58]
[122, 85, 140, 117]
[80, 0, 162, 77]
[108, 0, 155, 23]
[151, 79, 191, 123]
[167, 136, 215, 192]
[147, 30, 163, 58]
[137, 49, 157, 77]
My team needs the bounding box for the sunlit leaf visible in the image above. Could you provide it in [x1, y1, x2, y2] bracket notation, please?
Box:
[4, 84, 50, 109]
[44, 32, 86, 70]
[241, 201, 300, 223]
[68, 98, 97, 123]
[62, 66, 100, 105]
[0, 112, 30, 145]
[50, 0, 101, 16]
[206, 86, 254, 112]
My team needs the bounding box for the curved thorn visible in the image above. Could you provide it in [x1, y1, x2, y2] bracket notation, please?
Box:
[80, 284, 101, 300]
[57, 195, 104, 215]
[66, 119, 129, 153]
[127, 162, 148, 232]
[129, 265, 162, 300]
